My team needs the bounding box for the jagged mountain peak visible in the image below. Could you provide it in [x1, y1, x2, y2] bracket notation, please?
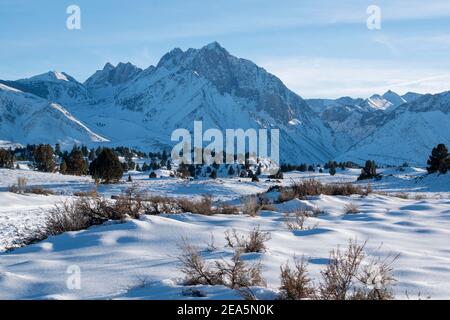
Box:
[85, 62, 142, 89]
[382, 90, 406, 107]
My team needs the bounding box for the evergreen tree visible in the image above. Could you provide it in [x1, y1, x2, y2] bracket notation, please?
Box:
[209, 169, 217, 179]
[228, 165, 235, 176]
[65, 147, 87, 176]
[60, 160, 67, 174]
[55, 143, 62, 157]
[177, 162, 190, 179]
[427, 144, 450, 174]
[81, 145, 89, 157]
[256, 164, 262, 176]
[167, 160, 172, 170]
[161, 150, 168, 162]
[358, 160, 378, 180]
[329, 166, 336, 176]
[33, 144, 55, 172]
[0, 148, 14, 169]
[149, 171, 157, 179]
[89, 148, 123, 183]
[188, 164, 196, 178]
[88, 149, 96, 161]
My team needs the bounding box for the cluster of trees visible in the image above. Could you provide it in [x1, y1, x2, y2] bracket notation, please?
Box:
[175, 161, 268, 182]
[357, 160, 381, 181]
[280, 164, 317, 173]
[1, 143, 173, 184]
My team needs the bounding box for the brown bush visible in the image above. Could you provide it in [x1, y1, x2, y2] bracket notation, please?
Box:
[74, 188, 98, 198]
[217, 203, 240, 215]
[319, 240, 397, 300]
[215, 251, 266, 289]
[26, 187, 55, 196]
[278, 180, 365, 203]
[241, 196, 260, 217]
[8, 177, 28, 194]
[344, 202, 360, 214]
[178, 195, 214, 216]
[177, 237, 224, 286]
[284, 210, 317, 231]
[177, 237, 265, 293]
[142, 195, 182, 215]
[225, 226, 271, 253]
[279, 258, 315, 300]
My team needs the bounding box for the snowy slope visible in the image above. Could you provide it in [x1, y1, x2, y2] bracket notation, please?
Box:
[0, 83, 108, 146]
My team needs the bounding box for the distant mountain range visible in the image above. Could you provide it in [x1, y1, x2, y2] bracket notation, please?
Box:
[1, 42, 449, 165]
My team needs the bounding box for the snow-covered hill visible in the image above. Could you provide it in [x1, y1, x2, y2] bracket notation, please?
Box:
[0, 83, 108, 146]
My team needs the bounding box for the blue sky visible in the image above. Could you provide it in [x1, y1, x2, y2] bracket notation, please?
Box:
[1, 0, 450, 98]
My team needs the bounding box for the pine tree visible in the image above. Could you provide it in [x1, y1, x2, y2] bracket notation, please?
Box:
[358, 160, 378, 180]
[33, 144, 55, 172]
[0, 148, 14, 169]
[60, 160, 67, 174]
[65, 147, 87, 176]
[228, 165, 235, 176]
[88, 149, 96, 161]
[149, 171, 157, 179]
[329, 166, 336, 176]
[89, 148, 123, 184]
[188, 164, 196, 178]
[427, 144, 450, 174]
[55, 143, 62, 157]
[177, 162, 190, 179]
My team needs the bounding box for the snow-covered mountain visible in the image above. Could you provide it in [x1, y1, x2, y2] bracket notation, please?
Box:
[0, 83, 107, 146]
[338, 91, 450, 165]
[0, 42, 447, 165]
[84, 62, 143, 98]
[64, 42, 336, 163]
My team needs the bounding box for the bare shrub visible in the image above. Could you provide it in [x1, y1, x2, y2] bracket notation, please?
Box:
[217, 203, 239, 215]
[259, 204, 276, 211]
[17, 177, 27, 190]
[74, 188, 98, 198]
[392, 193, 409, 199]
[45, 200, 94, 234]
[8, 177, 28, 194]
[344, 202, 360, 214]
[278, 180, 365, 203]
[279, 258, 315, 300]
[225, 226, 271, 253]
[178, 195, 214, 216]
[143, 195, 182, 215]
[215, 251, 266, 289]
[177, 237, 223, 286]
[319, 240, 397, 300]
[177, 237, 265, 294]
[26, 187, 55, 196]
[241, 196, 260, 217]
[284, 210, 317, 231]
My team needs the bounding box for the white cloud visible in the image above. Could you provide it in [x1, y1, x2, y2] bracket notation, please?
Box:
[258, 56, 450, 98]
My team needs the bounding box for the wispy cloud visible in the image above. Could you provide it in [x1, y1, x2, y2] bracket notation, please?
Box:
[259, 57, 450, 98]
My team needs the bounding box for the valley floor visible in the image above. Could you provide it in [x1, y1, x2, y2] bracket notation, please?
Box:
[0, 167, 449, 299]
